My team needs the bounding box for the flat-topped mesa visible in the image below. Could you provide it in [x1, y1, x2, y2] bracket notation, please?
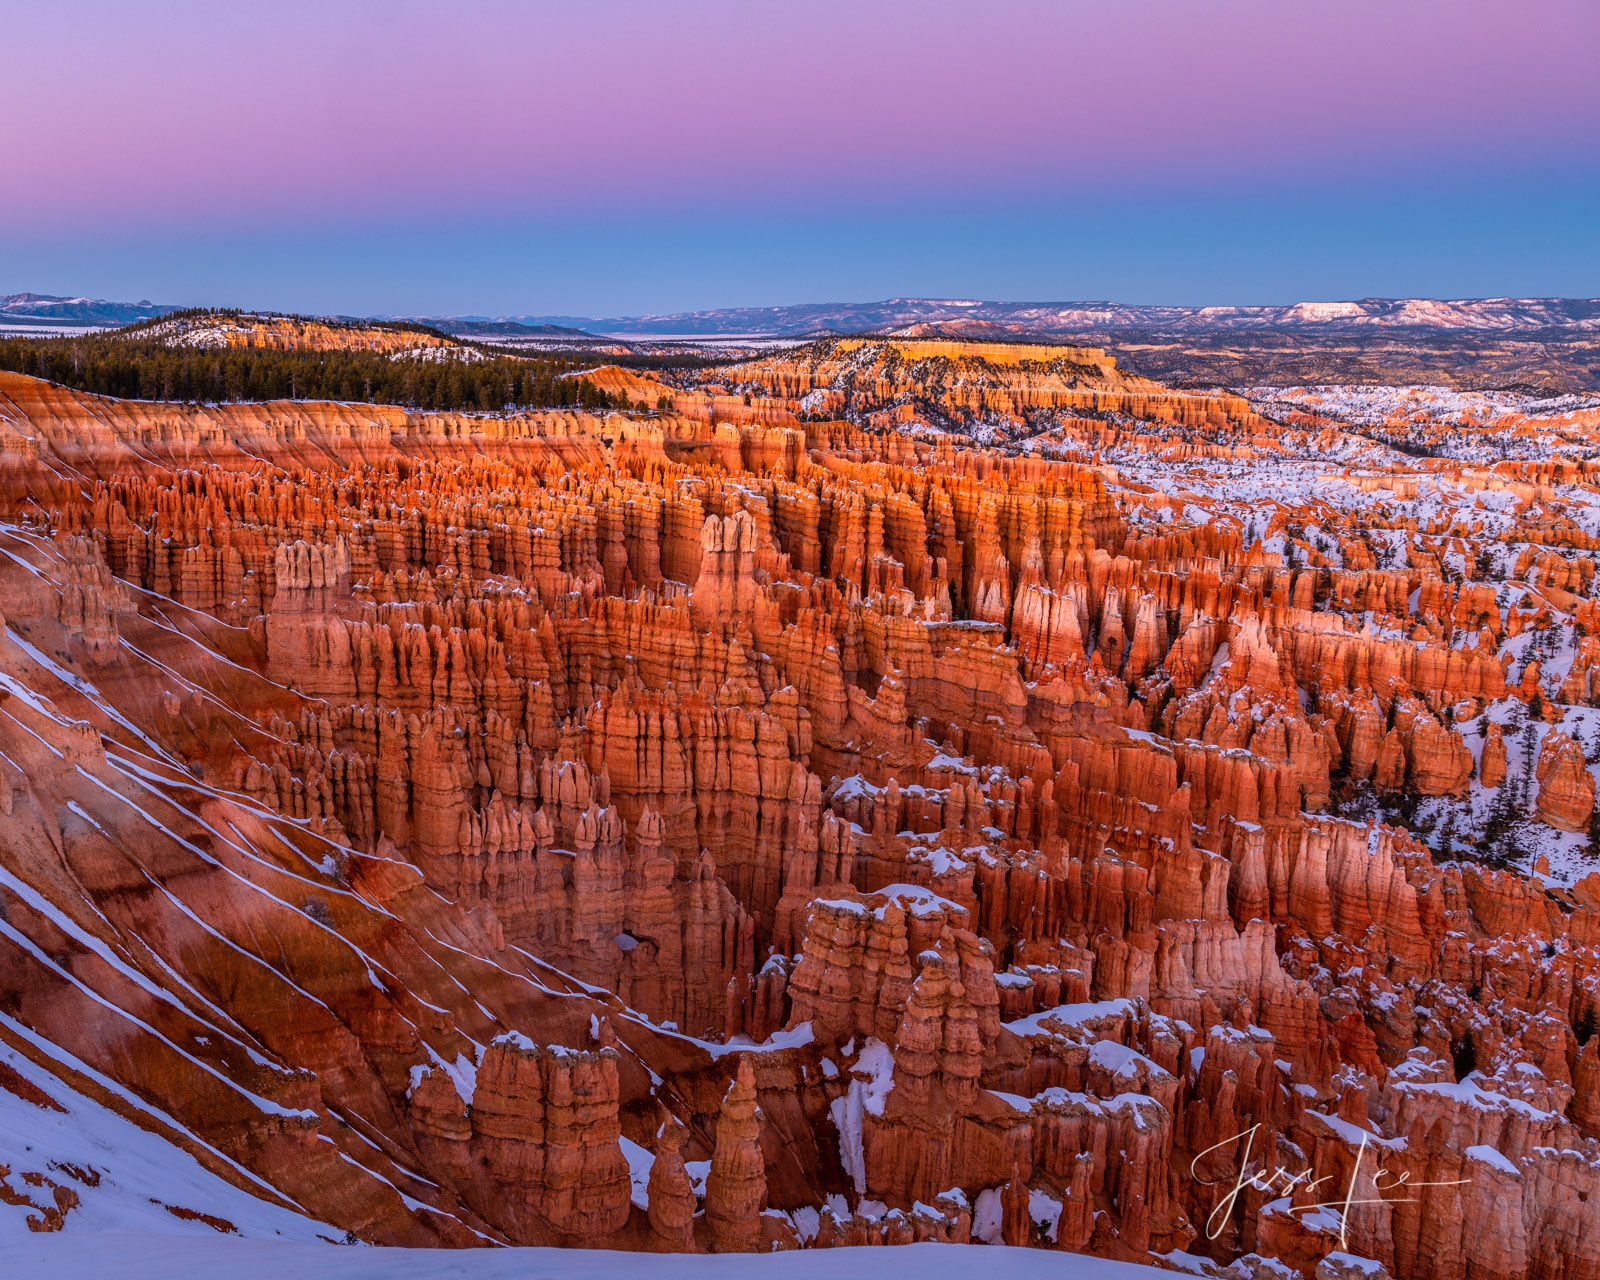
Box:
[147, 312, 464, 354]
[853, 338, 1119, 368]
[683, 337, 1266, 439]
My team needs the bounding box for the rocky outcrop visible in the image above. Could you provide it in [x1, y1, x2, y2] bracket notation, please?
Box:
[457, 1036, 632, 1241]
[1535, 732, 1596, 832]
[1481, 722, 1507, 787]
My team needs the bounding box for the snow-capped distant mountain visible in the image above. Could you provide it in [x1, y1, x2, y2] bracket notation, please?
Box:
[18, 292, 1598, 341]
[0, 292, 181, 327]
[470, 296, 1600, 339]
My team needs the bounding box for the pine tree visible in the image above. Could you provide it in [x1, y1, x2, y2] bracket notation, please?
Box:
[1517, 720, 1539, 817]
[0, 326, 655, 415]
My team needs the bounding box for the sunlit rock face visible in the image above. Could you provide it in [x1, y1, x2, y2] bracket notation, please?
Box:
[0, 355, 1598, 1279]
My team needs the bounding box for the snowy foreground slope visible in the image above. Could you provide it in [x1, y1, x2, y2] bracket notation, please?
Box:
[0, 1037, 331, 1244]
[4, 1235, 1170, 1280]
[0, 1035, 1141, 1280]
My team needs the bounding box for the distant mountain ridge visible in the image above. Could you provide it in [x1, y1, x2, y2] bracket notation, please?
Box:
[463, 296, 1600, 338]
[0, 292, 180, 327]
[424, 319, 599, 340]
[13, 292, 1600, 340]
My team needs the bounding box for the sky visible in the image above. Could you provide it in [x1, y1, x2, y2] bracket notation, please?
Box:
[5, 0, 1598, 317]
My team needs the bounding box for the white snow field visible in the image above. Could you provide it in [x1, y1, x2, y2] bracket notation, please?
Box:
[0, 1234, 1173, 1280]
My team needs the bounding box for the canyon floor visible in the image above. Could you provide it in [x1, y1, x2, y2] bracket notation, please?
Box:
[1, 335, 1598, 1279]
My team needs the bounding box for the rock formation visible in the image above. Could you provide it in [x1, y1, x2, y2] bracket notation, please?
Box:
[0, 356, 1598, 1280]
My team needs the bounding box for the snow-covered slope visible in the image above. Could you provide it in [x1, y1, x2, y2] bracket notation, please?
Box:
[0, 1034, 332, 1243]
[2, 1236, 1172, 1280]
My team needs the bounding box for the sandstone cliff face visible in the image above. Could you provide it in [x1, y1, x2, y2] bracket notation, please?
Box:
[147, 312, 461, 355]
[1, 363, 1598, 1280]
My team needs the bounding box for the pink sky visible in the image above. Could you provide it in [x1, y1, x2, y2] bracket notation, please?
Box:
[6, 0, 1598, 313]
[10, 0, 1596, 228]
